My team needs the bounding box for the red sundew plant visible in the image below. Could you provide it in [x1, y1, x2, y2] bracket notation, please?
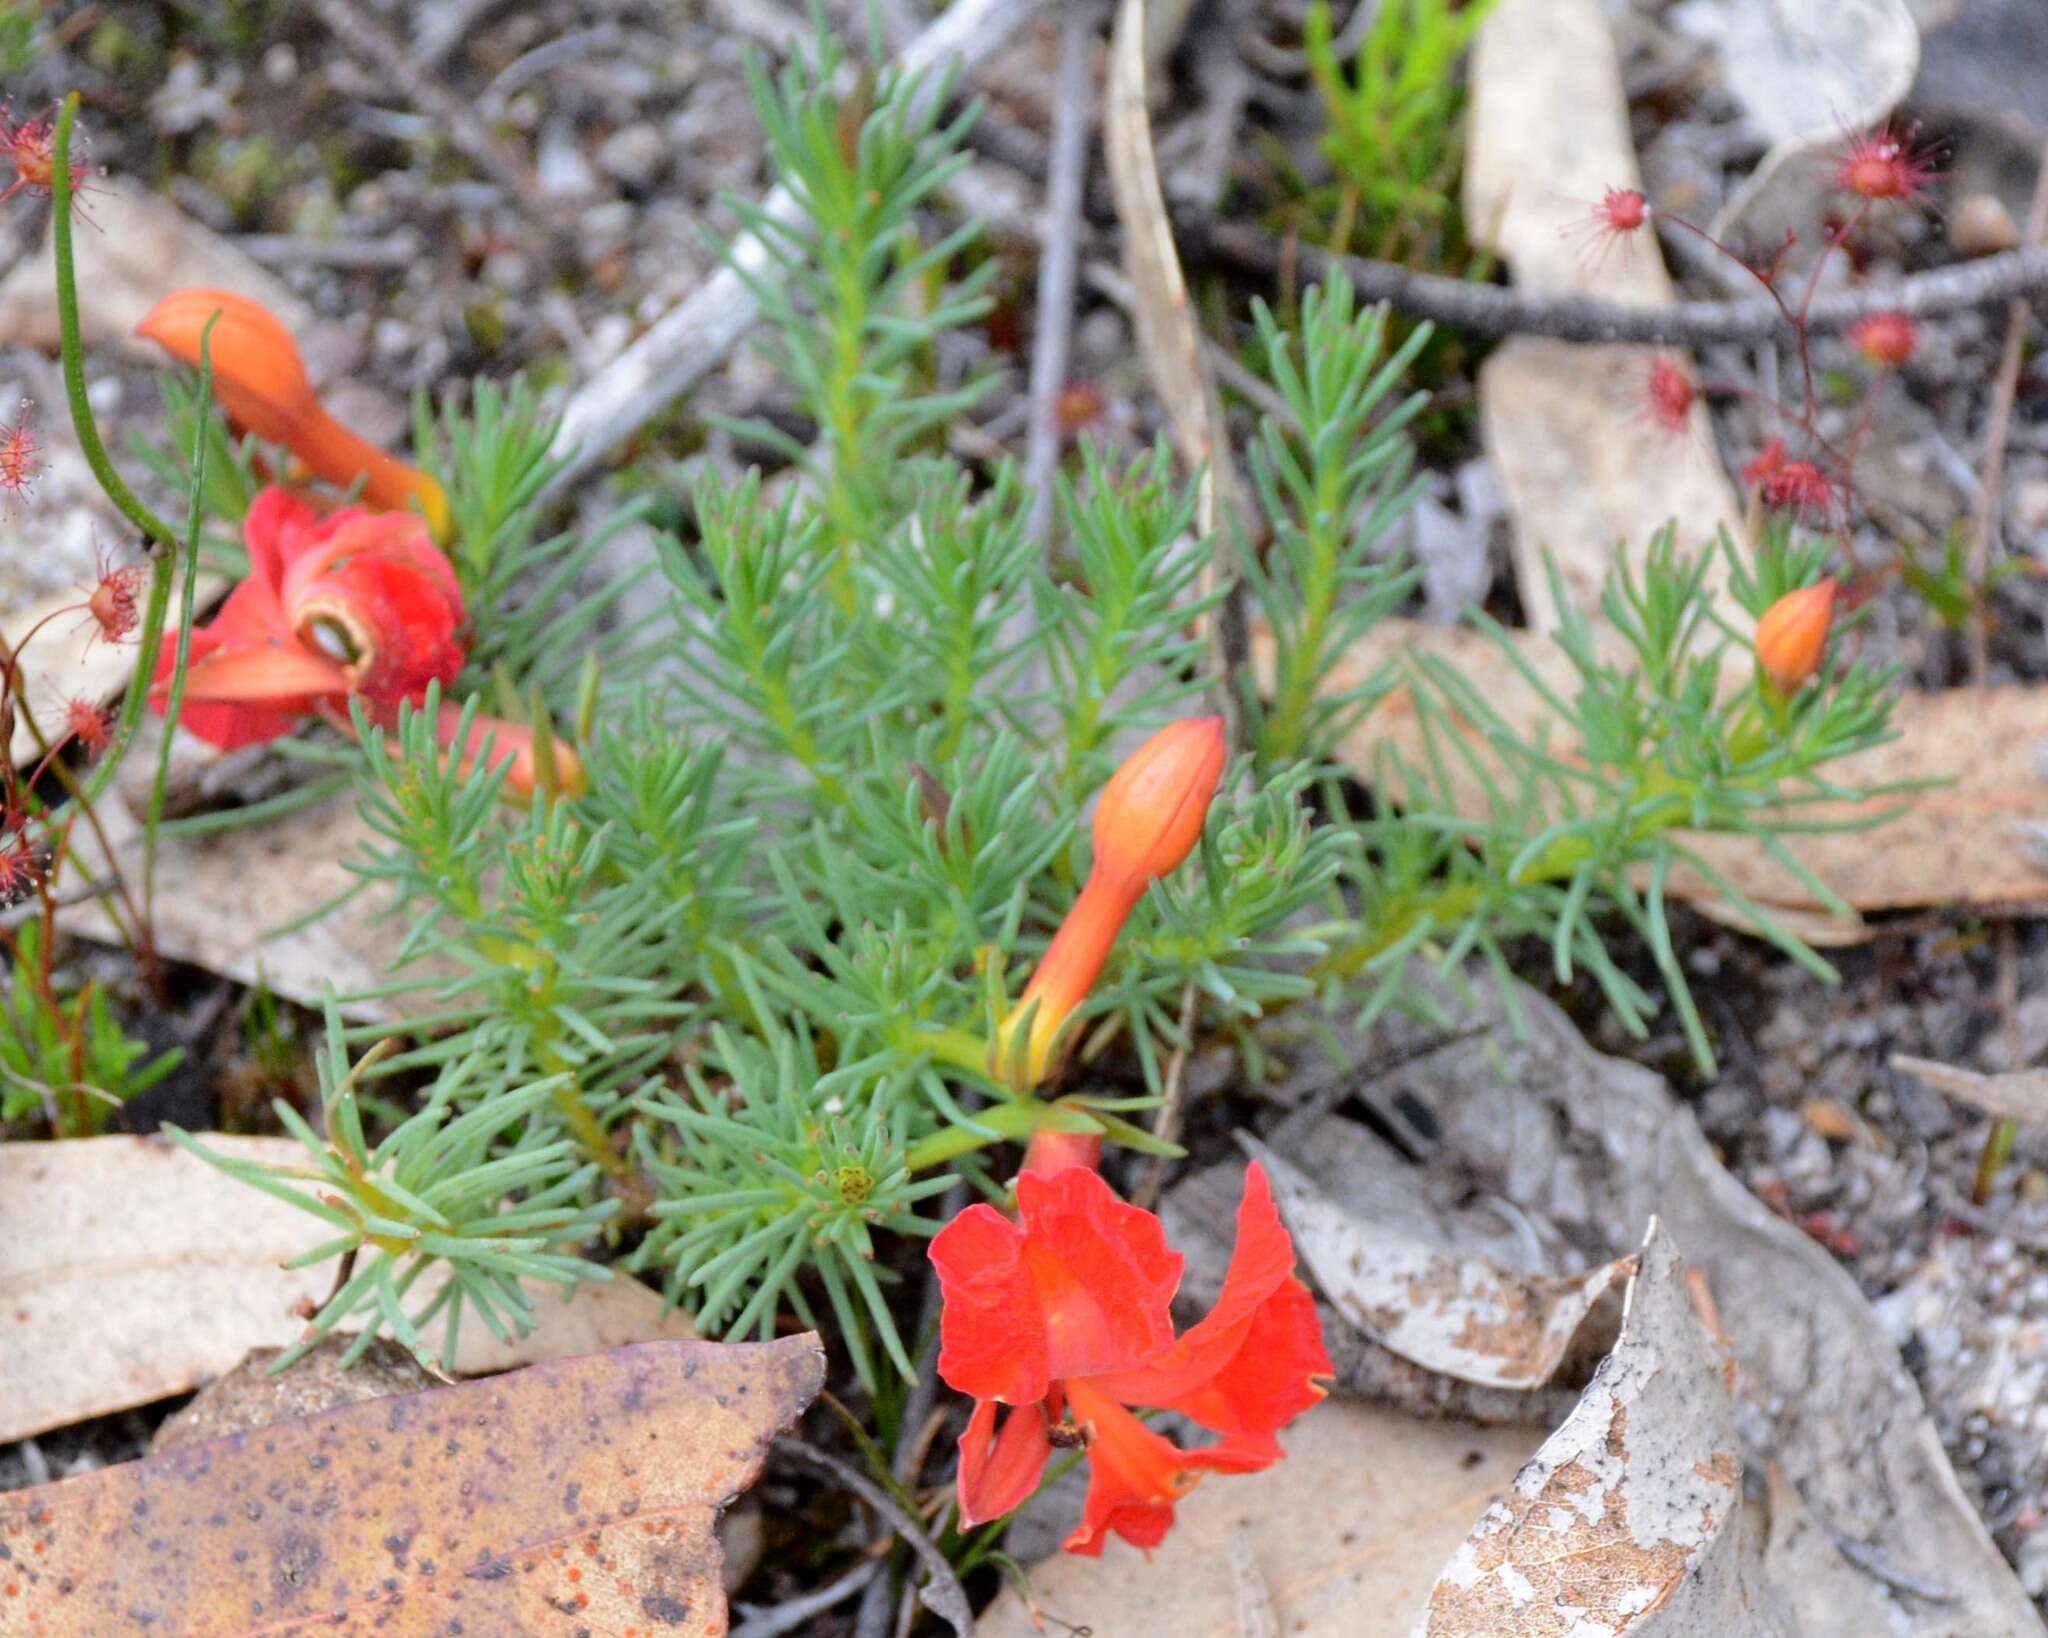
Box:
[1643, 358, 1697, 435]
[1834, 122, 1938, 205]
[0, 400, 37, 513]
[1566, 185, 1650, 266]
[0, 104, 93, 207]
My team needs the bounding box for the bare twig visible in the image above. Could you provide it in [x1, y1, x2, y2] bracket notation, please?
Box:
[309, 0, 570, 248]
[232, 230, 423, 270]
[1966, 136, 2048, 687]
[1187, 218, 2048, 346]
[543, 0, 1052, 499]
[731, 1560, 883, 1638]
[775, 1440, 974, 1637]
[1023, 2, 1100, 543]
[1132, 980, 1199, 1211]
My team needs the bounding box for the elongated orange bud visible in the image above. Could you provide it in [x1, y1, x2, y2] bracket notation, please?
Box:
[1755, 579, 1836, 695]
[137, 289, 450, 542]
[1001, 718, 1227, 1086]
[433, 704, 589, 802]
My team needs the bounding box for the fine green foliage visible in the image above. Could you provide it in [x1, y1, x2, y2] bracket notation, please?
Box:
[172, 1005, 614, 1371]
[1304, 0, 1497, 266]
[0, 924, 183, 1134]
[160, 32, 1899, 1388]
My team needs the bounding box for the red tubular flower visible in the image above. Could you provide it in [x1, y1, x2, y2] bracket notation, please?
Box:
[1020, 1127, 1104, 1178]
[931, 1162, 1329, 1554]
[1755, 578, 1838, 695]
[136, 290, 451, 542]
[153, 486, 465, 750]
[1001, 719, 1227, 1085]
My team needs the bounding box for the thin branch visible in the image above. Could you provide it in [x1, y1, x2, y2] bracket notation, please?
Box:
[543, 0, 1052, 499]
[1187, 217, 2048, 346]
[1967, 135, 2048, 687]
[775, 1439, 974, 1637]
[1132, 979, 1198, 1211]
[1023, 1, 1099, 543]
[731, 1560, 883, 1638]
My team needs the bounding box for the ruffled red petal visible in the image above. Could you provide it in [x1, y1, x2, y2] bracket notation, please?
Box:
[932, 1203, 1050, 1405]
[1060, 1378, 1260, 1557]
[1011, 1166, 1181, 1383]
[955, 1397, 1054, 1528]
[1091, 1163, 1330, 1453]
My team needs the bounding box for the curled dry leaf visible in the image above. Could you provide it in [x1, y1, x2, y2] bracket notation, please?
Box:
[0, 1136, 695, 1444]
[1198, 968, 2041, 1635]
[1246, 1135, 1632, 1390]
[0, 1336, 822, 1635]
[1418, 1221, 1785, 1636]
[1891, 1052, 2048, 1124]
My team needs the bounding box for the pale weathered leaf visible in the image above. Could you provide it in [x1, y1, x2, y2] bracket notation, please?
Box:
[0, 1135, 695, 1444]
[0, 1336, 821, 1634]
[1418, 1222, 1785, 1636]
[64, 786, 440, 1019]
[1890, 1053, 2048, 1123]
[1248, 1136, 1631, 1389]
[974, 1398, 1545, 1638]
[1462, 0, 1740, 634]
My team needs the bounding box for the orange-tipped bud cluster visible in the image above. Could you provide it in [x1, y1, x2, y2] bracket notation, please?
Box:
[136, 290, 450, 542]
[1001, 719, 1227, 1087]
[1755, 579, 1837, 696]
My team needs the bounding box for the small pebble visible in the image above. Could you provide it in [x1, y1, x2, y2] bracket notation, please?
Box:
[1950, 194, 2020, 259]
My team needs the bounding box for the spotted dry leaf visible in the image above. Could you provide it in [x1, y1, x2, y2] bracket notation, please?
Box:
[1419, 1223, 1787, 1636]
[0, 1336, 821, 1636]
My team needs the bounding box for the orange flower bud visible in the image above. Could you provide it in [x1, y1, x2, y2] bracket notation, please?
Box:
[1000, 718, 1227, 1087]
[433, 704, 590, 802]
[136, 289, 450, 542]
[1090, 716, 1227, 889]
[1755, 579, 1836, 695]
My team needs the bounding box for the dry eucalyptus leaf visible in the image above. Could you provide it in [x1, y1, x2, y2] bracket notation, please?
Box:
[0, 1135, 695, 1444]
[0, 177, 323, 364]
[1419, 1221, 1783, 1635]
[1218, 968, 2042, 1635]
[1708, 0, 1919, 150]
[974, 1398, 1546, 1638]
[1298, 618, 2048, 924]
[1890, 1053, 2048, 1123]
[1461, 0, 1740, 634]
[0, 1336, 821, 1635]
[1247, 1136, 1632, 1389]
[1104, 0, 1238, 547]
[63, 787, 438, 1020]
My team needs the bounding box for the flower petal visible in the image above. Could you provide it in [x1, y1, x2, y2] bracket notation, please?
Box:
[1092, 1162, 1330, 1450]
[1059, 1377, 1258, 1557]
[1013, 1166, 1182, 1383]
[955, 1397, 1053, 1529]
[932, 1203, 1050, 1405]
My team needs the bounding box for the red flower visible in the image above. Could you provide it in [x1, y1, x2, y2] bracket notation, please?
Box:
[1760, 460, 1833, 517]
[1848, 311, 1916, 368]
[931, 1163, 1330, 1555]
[1566, 186, 1649, 265]
[1644, 359, 1696, 435]
[1834, 124, 1935, 204]
[1742, 437, 1788, 489]
[154, 486, 464, 751]
[0, 105, 91, 207]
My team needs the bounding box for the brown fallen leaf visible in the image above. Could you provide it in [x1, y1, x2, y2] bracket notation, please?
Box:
[0, 1135, 694, 1444]
[1891, 1053, 2048, 1123]
[1462, 0, 1740, 634]
[0, 1335, 821, 1636]
[973, 1398, 1544, 1638]
[1419, 1223, 1786, 1635]
[0, 177, 318, 364]
[64, 787, 441, 1020]
[1300, 618, 2048, 922]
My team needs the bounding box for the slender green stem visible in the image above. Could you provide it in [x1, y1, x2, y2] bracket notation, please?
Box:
[51, 97, 184, 810]
[50, 99, 178, 550]
[145, 318, 214, 927]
